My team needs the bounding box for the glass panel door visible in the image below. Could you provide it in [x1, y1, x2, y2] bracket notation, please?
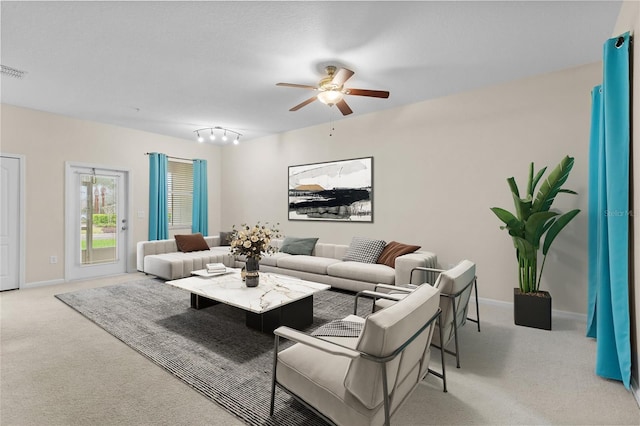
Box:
[79, 173, 118, 265]
[65, 164, 128, 280]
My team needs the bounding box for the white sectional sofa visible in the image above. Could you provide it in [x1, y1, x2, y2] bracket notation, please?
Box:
[137, 235, 234, 281]
[137, 236, 438, 292]
[261, 239, 437, 292]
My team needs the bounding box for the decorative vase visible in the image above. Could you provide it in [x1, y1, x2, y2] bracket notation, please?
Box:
[245, 256, 259, 287]
[514, 288, 552, 330]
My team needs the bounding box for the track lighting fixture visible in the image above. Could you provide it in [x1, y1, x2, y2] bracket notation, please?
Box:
[193, 126, 242, 145]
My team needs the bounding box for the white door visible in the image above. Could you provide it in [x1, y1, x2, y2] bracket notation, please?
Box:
[65, 164, 129, 280]
[0, 156, 22, 291]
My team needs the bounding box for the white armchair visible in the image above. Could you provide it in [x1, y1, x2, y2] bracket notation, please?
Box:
[269, 283, 445, 426]
[361, 260, 480, 369]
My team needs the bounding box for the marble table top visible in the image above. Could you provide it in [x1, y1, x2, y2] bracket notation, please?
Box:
[166, 269, 331, 314]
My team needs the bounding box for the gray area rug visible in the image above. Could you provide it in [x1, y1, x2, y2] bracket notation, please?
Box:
[55, 278, 371, 426]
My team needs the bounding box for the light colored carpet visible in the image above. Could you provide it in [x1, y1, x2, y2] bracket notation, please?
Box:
[54, 277, 373, 425]
[1, 273, 639, 425]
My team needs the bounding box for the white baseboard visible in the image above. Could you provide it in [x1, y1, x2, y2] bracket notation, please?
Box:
[478, 297, 588, 322]
[632, 376, 640, 408]
[21, 279, 65, 289]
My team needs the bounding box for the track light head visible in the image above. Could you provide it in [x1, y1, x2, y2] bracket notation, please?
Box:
[193, 127, 242, 145]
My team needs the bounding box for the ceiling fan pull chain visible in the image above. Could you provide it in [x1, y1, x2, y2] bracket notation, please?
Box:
[329, 109, 335, 137]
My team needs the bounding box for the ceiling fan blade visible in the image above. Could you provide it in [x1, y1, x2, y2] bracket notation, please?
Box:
[336, 99, 353, 116]
[347, 88, 390, 98]
[331, 68, 355, 86]
[289, 96, 317, 111]
[276, 83, 317, 90]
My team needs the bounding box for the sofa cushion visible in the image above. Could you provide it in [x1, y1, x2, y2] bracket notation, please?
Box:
[280, 237, 319, 256]
[343, 237, 386, 264]
[277, 255, 341, 275]
[260, 252, 291, 267]
[377, 241, 421, 268]
[327, 262, 395, 285]
[175, 233, 210, 253]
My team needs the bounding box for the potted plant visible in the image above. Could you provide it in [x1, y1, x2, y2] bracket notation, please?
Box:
[490, 155, 580, 330]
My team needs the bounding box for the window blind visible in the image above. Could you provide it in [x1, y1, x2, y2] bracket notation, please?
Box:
[167, 160, 193, 227]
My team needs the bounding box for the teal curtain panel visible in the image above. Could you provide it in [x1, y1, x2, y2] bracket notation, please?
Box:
[587, 32, 631, 389]
[148, 152, 169, 240]
[192, 159, 208, 235]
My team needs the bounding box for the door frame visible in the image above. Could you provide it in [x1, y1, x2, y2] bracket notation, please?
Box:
[64, 161, 133, 280]
[0, 153, 26, 290]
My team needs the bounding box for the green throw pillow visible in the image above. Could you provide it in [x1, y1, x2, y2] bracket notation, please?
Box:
[280, 237, 319, 256]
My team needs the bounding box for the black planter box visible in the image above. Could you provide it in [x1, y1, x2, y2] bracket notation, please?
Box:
[514, 288, 552, 330]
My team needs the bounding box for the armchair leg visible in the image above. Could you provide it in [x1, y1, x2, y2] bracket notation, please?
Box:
[451, 302, 461, 369]
[438, 318, 447, 392]
[473, 278, 481, 332]
[269, 335, 279, 416]
[427, 316, 448, 393]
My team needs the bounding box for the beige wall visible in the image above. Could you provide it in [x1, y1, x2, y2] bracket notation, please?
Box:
[221, 62, 600, 315]
[612, 0, 640, 402]
[0, 105, 222, 284]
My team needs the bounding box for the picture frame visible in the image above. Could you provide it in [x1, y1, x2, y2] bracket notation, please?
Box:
[288, 157, 373, 222]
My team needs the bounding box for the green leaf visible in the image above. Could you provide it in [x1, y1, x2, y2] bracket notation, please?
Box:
[507, 177, 520, 198]
[530, 166, 548, 197]
[490, 207, 524, 235]
[524, 211, 558, 247]
[542, 209, 581, 255]
[512, 193, 532, 222]
[558, 189, 578, 195]
[526, 163, 534, 198]
[513, 236, 536, 262]
[532, 156, 575, 213]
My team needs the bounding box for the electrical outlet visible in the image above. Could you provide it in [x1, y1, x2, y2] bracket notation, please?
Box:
[137, 210, 145, 218]
[50, 256, 58, 264]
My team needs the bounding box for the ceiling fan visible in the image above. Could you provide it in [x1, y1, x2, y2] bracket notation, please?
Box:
[276, 65, 390, 116]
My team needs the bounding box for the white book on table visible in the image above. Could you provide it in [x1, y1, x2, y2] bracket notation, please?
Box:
[206, 263, 226, 273]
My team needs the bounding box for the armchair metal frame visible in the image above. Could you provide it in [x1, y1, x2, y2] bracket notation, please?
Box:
[270, 302, 445, 426]
[411, 266, 480, 368]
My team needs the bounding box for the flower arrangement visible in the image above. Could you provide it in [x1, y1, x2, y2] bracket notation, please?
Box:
[229, 222, 281, 260]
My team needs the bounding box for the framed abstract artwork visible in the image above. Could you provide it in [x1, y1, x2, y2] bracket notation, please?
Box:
[288, 157, 373, 222]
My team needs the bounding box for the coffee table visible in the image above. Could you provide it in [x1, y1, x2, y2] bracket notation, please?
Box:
[166, 269, 331, 333]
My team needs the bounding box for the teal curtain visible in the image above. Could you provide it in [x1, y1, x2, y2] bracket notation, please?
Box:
[148, 152, 168, 240]
[192, 159, 208, 235]
[587, 32, 631, 389]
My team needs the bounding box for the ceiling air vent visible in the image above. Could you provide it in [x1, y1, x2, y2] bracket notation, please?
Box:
[1, 64, 27, 79]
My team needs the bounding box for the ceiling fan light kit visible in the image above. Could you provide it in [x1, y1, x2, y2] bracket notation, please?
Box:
[277, 65, 390, 116]
[317, 89, 344, 105]
[194, 127, 241, 145]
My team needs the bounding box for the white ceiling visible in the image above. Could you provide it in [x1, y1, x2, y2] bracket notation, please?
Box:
[1, 1, 622, 144]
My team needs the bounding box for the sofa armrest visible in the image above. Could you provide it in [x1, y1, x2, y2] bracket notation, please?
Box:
[395, 251, 438, 285]
[136, 239, 178, 272]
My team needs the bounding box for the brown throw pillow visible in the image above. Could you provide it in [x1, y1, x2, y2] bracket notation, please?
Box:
[175, 233, 210, 253]
[377, 241, 421, 268]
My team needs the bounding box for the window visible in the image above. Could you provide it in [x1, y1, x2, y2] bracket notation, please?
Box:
[167, 160, 193, 228]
